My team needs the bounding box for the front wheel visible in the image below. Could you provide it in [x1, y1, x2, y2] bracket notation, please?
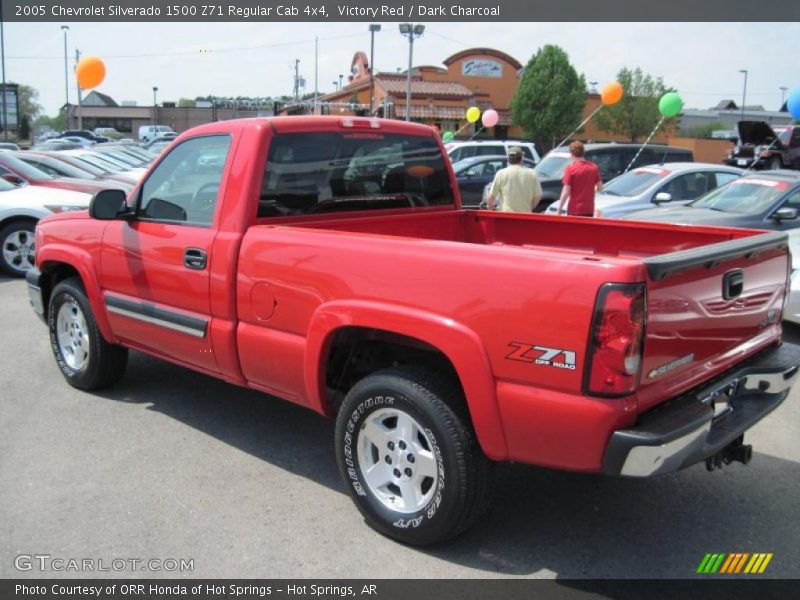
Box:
[335, 367, 494, 546]
[48, 277, 128, 390]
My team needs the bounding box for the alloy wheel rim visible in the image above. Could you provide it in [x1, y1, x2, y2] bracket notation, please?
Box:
[2, 229, 35, 273]
[356, 407, 439, 513]
[56, 299, 90, 371]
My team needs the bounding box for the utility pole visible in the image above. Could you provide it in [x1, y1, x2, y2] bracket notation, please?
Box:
[313, 37, 318, 114]
[61, 26, 70, 107]
[293, 59, 300, 101]
[75, 49, 83, 130]
[1, 7, 7, 141]
[369, 24, 381, 114]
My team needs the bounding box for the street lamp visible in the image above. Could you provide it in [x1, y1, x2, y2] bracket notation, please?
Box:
[338, 74, 344, 91]
[368, 24, 381, 114]
[152, 86, 158, 127]
[60, 26, 69, 107]
[399, 23, 425, 122]
[332, 81, 338, 92]
[738, 69, 748, 124]
[780, 86, 789, 107]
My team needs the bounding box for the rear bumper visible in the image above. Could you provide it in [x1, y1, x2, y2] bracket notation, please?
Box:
[602, 342, 800, 477]
[26, 267, 46, 324]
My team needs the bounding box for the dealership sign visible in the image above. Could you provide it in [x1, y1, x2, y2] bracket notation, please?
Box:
[462, 59, 503, 78]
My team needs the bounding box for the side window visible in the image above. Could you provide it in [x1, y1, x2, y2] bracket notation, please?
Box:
[519, 147, 534, 160]
[590, 150, 625, 181]
[477, 145, 504, 156]
[713, 172, 739, 189]
[660, 172, 709, 201]
[781, 190, 800, 211]
[632, 148, 656, 169]
[449, 148, 464, 162]
[26, 161, 59, 177]
[138, 135, 231, 226]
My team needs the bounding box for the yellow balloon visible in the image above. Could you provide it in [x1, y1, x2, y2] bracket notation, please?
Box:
[466, 106, 481, 123]
[76, 56, 106, 90]
[601, 81, 624, 106]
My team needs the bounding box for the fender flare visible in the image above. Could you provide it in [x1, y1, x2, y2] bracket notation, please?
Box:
[305, 299, 508, 460]
[37, 244, 116, 343]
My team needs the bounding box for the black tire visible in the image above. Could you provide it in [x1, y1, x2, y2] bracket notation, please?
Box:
[48, 277, 128, 390]
[335, 367, 494, 546]
[0, 220, 36, 277]
[769, 156, 783, 170]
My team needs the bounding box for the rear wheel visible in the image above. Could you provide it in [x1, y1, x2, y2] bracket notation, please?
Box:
[0, 220, 36, 277]
[335, 367, 494, 546]
[48, 277, 128, 390]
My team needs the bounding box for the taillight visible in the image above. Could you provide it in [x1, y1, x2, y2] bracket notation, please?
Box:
[585, 283, 646, 397]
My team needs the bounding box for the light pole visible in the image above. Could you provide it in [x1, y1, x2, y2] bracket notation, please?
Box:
[368, 24, 381, 114]
[399, 23, 425, 122]
[1, 10, 7, 141]
[332, 81, 338, 92]
[780, 86, 788, 107]
[738, 69, 748, 124]
[152, 86, 158, 127]
[60, 26, 69, 107]
[338, 74, 343, 91]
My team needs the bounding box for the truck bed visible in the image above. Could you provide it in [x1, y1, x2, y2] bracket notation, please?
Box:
[270, 209, 753, 261]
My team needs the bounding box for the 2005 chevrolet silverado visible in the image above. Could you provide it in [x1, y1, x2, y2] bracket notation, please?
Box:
[26, 116, 800, 545]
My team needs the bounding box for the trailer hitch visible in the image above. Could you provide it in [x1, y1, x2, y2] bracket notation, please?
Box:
[706, 435, 753, 471]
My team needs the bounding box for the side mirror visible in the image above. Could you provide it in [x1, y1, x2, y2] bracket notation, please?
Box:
[89, 189, 130, 220]
[772, 207, 799, 221]
[653, 192, 672, 204]
[2, 173, 26, 186]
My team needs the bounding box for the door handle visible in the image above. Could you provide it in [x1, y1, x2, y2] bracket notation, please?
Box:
[184, 248, 207, 270]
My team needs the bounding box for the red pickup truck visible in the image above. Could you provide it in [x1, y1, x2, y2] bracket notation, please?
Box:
[26, 116, 800, 545]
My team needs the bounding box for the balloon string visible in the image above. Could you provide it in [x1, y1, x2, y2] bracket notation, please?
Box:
[469, 125, 485, 141]
[741, 135, 782, 176]
[555, 104, 604, 150]
[623, 117, 665, 173]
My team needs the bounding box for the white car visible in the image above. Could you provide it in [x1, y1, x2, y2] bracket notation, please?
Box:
[138, 125, 175, 143]
[447, 140, 540, 164]
[785, 229, 800, 325]
[0, 178, 91, 276]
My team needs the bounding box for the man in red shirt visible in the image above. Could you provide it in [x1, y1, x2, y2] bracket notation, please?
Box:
[556, 141, 604, 216]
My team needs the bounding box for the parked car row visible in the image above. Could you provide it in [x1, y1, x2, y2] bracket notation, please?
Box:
[0, 138, 173, 276]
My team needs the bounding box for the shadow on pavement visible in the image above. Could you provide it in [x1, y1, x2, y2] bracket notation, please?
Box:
[94, 351, 800, 577]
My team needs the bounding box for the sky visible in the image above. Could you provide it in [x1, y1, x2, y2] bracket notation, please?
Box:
[2, 21, 799, 117]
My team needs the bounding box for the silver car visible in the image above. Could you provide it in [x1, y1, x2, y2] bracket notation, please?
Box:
[546, 162, 744, 218]
[784, 229, 800, 325]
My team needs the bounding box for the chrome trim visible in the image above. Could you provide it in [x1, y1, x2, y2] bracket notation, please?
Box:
[742, 366, 800, 394]
[620, 422, 711, 477]
[106, 305, 206, 338]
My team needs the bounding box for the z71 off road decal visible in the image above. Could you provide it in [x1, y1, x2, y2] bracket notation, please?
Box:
[506, 343, 577, 371]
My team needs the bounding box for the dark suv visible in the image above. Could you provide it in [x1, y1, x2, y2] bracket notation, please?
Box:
[58, 130, 110, 144]
[532, 143, 694, 211]
[724, 121, 800, 171]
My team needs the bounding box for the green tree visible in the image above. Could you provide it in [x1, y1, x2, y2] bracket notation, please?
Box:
[16, 83, 43, 123]
[509, 45, 586, 153]
[177, 98, 196, 108]
[594, 67, 674, 142]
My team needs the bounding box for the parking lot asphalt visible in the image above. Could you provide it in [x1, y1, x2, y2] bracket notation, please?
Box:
[1, 274, 799, 580]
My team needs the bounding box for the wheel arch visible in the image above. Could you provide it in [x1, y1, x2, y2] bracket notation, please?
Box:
[37, 245, 116, 343]
[306, 299, 507, 460]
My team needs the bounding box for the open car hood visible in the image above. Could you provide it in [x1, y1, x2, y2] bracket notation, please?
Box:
[737, 121, 779, 146]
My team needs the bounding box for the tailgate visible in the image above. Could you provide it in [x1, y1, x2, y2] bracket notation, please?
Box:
[637, 231, 789, 411]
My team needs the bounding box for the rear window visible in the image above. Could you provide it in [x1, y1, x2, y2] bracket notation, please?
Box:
[604, 168, 667, 197]
[258, 132, 454, 217]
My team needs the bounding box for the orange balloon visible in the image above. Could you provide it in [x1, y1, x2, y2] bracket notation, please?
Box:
[76, 56, 106, 90]
[601, 81, 623, 105]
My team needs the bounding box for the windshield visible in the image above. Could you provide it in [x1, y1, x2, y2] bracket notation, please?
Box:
[535, 154, 570, 178]
[1, 155, 55, 180]
[83, 152, 130, 171]
[19, 156, 94, 180]
[259, 132, 454, 217]
[64, 155, 110, 176]
[97, 150, 140, 167]
[691, 178, 787, 214]
[604, 168, 667, 197]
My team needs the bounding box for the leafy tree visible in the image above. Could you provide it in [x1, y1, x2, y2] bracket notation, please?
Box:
[510, 45, 586, 153]
[594, 67, 675, 142]
[16, 84, 43, 123]
[18, 116, 31, 140]
[177, 98, 196, 108]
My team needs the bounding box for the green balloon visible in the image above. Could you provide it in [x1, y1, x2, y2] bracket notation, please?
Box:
[659, 92, 683, 118]
[442, 131, 455, 142]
